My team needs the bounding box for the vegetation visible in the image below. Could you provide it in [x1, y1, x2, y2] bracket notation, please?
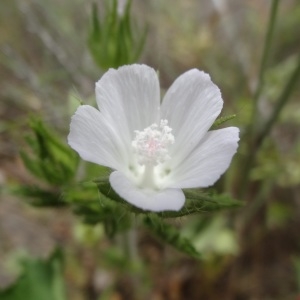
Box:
[0, 0, 299, 299]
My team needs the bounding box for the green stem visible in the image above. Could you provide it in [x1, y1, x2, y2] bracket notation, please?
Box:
[120, 221, 138, 262]
[251, 0, 280, 128]
[238, 53, 300, 197]
[256, 53, 300, 148]
[237, 0, 280, 197]
[242, 181, 273, 228]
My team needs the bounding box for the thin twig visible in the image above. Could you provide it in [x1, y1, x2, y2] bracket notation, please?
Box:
[250, 0, 280, 129]
[237, 0, 280, 197]
[256, 53, 300, 148]
[238, 53, 300, 198]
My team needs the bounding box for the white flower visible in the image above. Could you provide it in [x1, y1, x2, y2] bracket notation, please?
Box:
[68, 64, 239, 212]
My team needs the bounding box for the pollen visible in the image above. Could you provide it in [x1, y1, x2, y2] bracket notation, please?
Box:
[132, 120, 175, 166]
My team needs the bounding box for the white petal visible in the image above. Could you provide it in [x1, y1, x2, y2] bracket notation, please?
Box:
[96, 64, 161, 144]
[109, 171, 185, 212]
[161, 69, 223, 167]
[168, 127, 239, 189]
[68, 105, 127, 171]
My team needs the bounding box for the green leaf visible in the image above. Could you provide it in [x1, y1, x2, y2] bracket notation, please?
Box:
[19, 150, 43, 179]
[0, 249, 66, 300]
[14, 185, 65, 207]
[144, 215, 201, 259]
[65, 181, 131, 237]
[95, 177, 144, 213]
[211, 114, 236, 130]
[95, 177, 242, 218]
[91, 2, 101, 39]
[160, 190, 243, 218]
[160, 190, 242, 218]
[87, 0, 147, 69]
[133, 24, 148, 62]
[21, 118, 78, 186]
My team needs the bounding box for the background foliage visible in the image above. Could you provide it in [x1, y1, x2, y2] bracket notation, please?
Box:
[0, 0, 300, 299]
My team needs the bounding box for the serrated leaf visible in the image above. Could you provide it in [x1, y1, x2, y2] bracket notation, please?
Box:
[21, 118, 78, 186]
[29, 119, 78, 172]
[0, 249, 66, 300]
[144, 216, 201, 259]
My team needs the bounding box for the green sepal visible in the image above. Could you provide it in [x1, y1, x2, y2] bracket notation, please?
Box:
[211, 114, 236, 130]
[95, 177, 145, 214]
[143, 215, 201, 259]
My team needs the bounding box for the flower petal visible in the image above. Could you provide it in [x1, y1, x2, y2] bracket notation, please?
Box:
[68, 105, 128, 171]
[161, 69, 223, 167]
[168, 127, 239, 189]
[96, 64, 161, 144]
[110, 171, 185, 212]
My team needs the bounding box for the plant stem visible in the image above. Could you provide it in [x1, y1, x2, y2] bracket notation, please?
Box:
[256, 53, 300, 148]
[251, 0, 280, 128]
[121, 221, 138, 262]
[237, 0, 280, 197]
[242, 180, 273, 228]
[238, 53, 300, 198]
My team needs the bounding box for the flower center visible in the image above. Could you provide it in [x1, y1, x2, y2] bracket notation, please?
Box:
[132, 120, 175, 166]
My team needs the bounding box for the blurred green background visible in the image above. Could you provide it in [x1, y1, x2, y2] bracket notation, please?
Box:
[0, 0, 300, 299]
